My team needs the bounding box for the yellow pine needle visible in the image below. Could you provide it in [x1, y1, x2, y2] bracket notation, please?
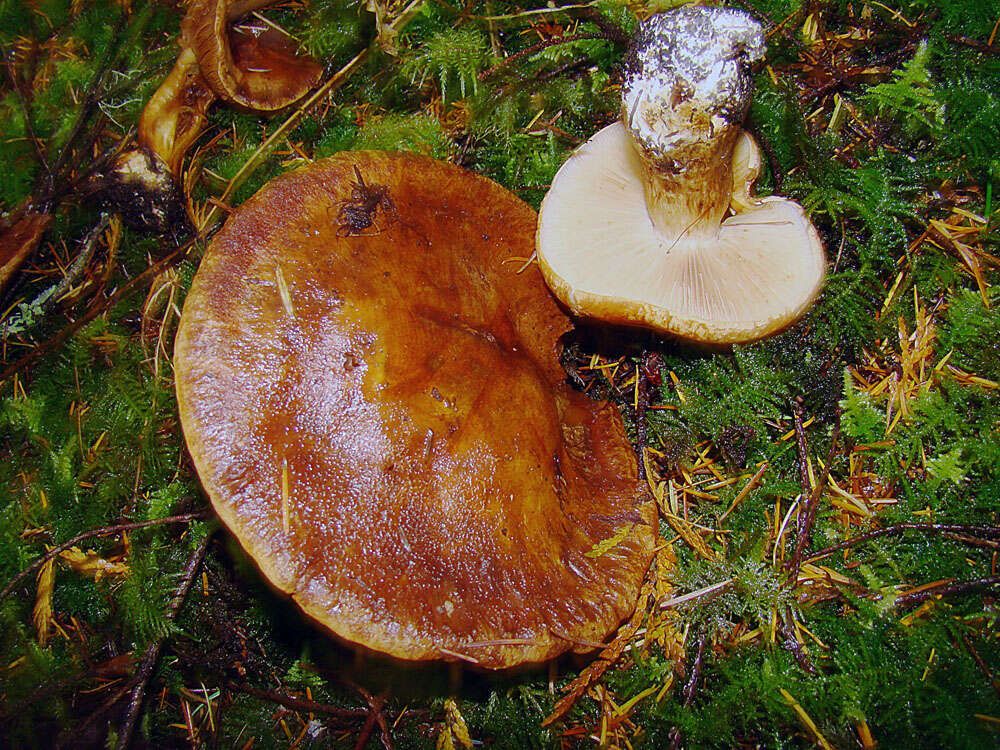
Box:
[444, 699, 474, 749]
[281, 459, 291, 534]
[33, 556, 55, 648]
[585, 524, 635, 559]
[655, 675, 675, 703]
[615, 685, 658, 717]
[779, 688, 834, 750]
[662, 512, 715, 560]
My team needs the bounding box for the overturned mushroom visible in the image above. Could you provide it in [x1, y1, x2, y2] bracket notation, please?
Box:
[175, 152, 655, 668]
[104, 0, 321, 232]
[536, 7, 825, 344]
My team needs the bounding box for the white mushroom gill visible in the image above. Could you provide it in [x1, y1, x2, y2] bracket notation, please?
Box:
[535, 7, 826, 344]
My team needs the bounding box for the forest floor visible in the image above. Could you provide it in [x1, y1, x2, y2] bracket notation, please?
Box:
[2, 0, 1000, 747]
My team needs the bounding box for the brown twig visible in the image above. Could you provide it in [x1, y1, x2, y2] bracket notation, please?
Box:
[780, 610, 818, 675]
[669, 629, 708, 749]
[962, 633, 1000, 702]
[478, 32, 610, 80]
[806, 524, 1000, 563]
[354, 707, 379, 750]
[0, 232, 199, 385]
[947, 33, 1000, 57]
[573, 6, 630, 46]
[224, 681, 370, 719]
[0, 511, 210, 601]
[1, 214, 113, 339]
[1, 43, 49, 175]
[792, 398, 810, 494]
[115, 532, 214, 750]
[888, 576, 1000, 611]
[787, 407, 841, 582]
[682, 630, 707, 707]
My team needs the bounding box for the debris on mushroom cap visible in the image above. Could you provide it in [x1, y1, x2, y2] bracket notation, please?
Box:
[175, 152, 656, 669]
[102, 0, 320, 233]
[536, 7, 826, 344]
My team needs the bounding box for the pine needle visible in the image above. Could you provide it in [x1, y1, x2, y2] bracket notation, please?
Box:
[33, 556, 55, 648]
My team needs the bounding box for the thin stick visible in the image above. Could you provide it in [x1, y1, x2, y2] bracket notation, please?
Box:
[115, 532, 213, 750]
[888, 576, 1000, 610]
[1, 43, 49, 174]
[805, 524, 1000, 563]
[224, 681, 369, 719]
[792, 399, 810, 494]
[0, 233, 199, 386]
[682, 630, 707, 707]
[669, 629, 708, 749]
[478, 33, 610, 80]
[0, 511, 210, 601]
[354, 708, 379, 750]
[787, 408, 841, 581]
[1, 214, 112, 339]
[963, 633, 1000, 702]
[659, 579, 732, 610]
[780, 610, 818, 675]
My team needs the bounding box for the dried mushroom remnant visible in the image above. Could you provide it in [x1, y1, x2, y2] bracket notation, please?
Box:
[175, 152, 655, 669]
[106, 0, 321, 232]
[537, 7, 825, 344]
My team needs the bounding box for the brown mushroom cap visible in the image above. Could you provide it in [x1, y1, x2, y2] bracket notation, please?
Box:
[183, 0, 323, 111]
[175, 152, 655, 669]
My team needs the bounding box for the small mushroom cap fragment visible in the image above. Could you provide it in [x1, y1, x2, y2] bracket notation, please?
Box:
[0, 211, 51, 292]
[183, 0, 323, 111]
[536, 123, 825, 343]
[175, 152, 655, 669]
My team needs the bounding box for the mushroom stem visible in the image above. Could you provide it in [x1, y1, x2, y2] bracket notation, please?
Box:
[635, 131, 738, 241]
[137, 47, 216, 178]
[621, 6, 765, 242]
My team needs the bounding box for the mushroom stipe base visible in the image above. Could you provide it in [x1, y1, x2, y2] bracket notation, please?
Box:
[175, 151, 656, 670]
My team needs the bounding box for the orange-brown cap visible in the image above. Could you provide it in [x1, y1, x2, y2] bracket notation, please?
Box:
[175, 152, 655, 669]
[183, 0, 323, 112]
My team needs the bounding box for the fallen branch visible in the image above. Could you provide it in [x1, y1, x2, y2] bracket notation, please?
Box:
[1, 214, 112, 339]
[0, 511, 210, 601]
[0, 232, 199, 386]
[225, 681, 369, 719]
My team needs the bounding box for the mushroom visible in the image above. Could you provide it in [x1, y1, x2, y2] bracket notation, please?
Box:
[174, 152, 656, 668]
[536, 7, 825, 344]
[105, 0, 321, 232]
